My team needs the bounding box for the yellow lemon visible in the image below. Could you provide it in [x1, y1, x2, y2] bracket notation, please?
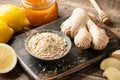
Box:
[0, 43, 17, 74]
[0, 20, 14, 43]
[0, 4, 29, 32]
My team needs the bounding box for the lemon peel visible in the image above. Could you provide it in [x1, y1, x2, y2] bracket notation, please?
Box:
[0, 20, 14, 43]
[0, 4, 29, 32]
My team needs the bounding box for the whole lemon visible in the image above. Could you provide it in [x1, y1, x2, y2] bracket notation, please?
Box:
[0, 20, 14, 43]
[0, 4, 29, 32]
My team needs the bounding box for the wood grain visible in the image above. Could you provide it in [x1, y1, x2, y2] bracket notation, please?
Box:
[0, 0, 120, 80]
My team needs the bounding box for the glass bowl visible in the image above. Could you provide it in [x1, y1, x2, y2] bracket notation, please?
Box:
[25, 29, 72, 61]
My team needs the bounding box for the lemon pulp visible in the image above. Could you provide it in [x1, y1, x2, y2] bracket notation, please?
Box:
[0, 43, 17, 74]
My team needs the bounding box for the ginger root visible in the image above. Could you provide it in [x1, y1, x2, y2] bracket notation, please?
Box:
[74, 27, 92, 49]
[103, 67, 120, 80]
[100, 57, 120, 71]
[87, 19, 109, 50]
[61, 8, 88, 38]
[60, 8, 109, 50]
[110, 50, 120, 60]
[100, 51, 120, 80]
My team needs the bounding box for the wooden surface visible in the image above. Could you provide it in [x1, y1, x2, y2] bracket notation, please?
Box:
[0, 0, 120, 80]
[10, 17, 120, 80]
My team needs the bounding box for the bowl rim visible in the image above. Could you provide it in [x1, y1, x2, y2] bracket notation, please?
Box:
[25, 29, 72, 61]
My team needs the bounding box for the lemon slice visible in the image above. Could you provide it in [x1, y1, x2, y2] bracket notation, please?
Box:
[0, 43, 17, 74]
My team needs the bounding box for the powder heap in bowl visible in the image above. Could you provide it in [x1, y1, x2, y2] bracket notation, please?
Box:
[26, 32, 68, 60]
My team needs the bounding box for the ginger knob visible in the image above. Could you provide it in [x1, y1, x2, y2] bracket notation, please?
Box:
[61, 8, 109, 50]
[74, 26, 92, 49]
[87, 19, 109, 50]
[61, 8, 88, 38]
[103, 67, 120, 80]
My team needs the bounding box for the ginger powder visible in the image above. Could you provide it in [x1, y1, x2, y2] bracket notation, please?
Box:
[27, 32, 68, 60]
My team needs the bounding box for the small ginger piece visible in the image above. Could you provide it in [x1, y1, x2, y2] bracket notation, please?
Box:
[87, 19, 109, 50]
[61, 8, 88, 38]
[110, 50, 120, 60]
[100, 57, 120, 71]
[103, 67, 120, 80]
[74, 26, 92, 49]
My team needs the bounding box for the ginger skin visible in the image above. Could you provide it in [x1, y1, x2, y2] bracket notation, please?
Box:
[103, 67, 120, 80]
[74, 27, 92, 49]
[61, 8, 109, 50]
[87, 18, 109, 50]
[61, 8, 88, 38]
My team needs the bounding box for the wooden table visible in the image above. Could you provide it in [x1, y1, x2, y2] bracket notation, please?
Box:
[0, 0, 120, 80]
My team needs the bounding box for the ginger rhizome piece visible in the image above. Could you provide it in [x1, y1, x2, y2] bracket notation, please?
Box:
[100, 57, 120, 71]
[61, 8, 88, 38]
[74, 27, 92, 49]
[87, 18, 109, 50]
[103, 67, 120, 80]
[61, 8, 109, 50]
[110, 50, 120, 60]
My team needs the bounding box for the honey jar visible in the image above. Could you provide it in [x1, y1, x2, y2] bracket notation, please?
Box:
[20, 0, 58, 27]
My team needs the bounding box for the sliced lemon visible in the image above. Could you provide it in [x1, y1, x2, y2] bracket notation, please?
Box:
[0, 43, 17, 74]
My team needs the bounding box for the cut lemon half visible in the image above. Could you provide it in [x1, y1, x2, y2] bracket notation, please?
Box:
[0, 43, 17, 74]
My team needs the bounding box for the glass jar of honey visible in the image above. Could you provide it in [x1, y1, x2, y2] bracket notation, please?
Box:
[20, 0, 58, 27]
